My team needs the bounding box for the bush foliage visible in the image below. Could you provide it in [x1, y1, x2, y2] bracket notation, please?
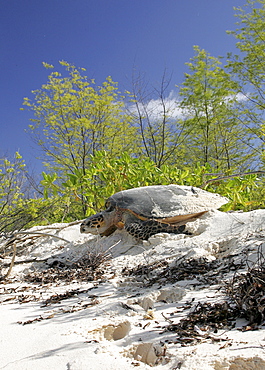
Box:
[40, 151, 265, 220]
[1, 150, 264, 231]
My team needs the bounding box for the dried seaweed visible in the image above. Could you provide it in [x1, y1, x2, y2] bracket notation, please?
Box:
[163, 249, 265, 345]
[23, 249, 111, 284]
[17, 298, 100, 325]
[41, 288, 94, 306]
[165, 301, 239, 345]
[122, 260, 168, 279]
[123, 257, 244, 287]
[225, 267, 265, 325]
[217, 245, 265, 327]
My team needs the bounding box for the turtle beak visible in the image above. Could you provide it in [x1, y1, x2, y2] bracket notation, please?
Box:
[80, 213, 106, 234]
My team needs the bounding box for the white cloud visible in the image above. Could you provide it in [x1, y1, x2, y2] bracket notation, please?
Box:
[128, 91, 247, 122]
[129, 90, 185, 121]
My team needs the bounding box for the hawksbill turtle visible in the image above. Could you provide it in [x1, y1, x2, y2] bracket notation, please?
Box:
[80, 185, 228, 240]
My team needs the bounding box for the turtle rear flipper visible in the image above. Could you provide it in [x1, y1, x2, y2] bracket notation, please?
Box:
[125, 220, 190, 240]
[158, 211, 208, 226]
[128, 209, 207, 226]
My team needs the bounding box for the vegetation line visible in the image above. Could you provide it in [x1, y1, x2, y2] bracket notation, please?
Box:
[200, 171, 265, 188]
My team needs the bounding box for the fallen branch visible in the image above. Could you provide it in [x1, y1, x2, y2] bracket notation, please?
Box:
[2, 257, 50, 267]
[2, 242, 17, 279]
[13, 231, 70, 243]
[1, 231, 70, 253]
[200, 170, 265, 188]
[0, 230, 71, 278]
[27, 219, 83, 231]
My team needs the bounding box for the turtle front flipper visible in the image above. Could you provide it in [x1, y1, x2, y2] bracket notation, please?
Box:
[125, 220, 190, 240]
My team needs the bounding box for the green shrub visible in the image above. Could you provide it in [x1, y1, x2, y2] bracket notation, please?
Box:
[40, 151, 265, 221]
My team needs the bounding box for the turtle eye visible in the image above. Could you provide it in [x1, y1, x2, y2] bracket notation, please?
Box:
[105, 201, 114, 212]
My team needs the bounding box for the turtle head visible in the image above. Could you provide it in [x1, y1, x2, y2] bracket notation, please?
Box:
[80, 210, 117, 236]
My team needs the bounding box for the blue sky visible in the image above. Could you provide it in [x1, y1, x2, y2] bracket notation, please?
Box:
[0, 0, 247, 171]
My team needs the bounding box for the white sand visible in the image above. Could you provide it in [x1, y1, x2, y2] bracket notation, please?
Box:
[1, 209, 265, 369]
